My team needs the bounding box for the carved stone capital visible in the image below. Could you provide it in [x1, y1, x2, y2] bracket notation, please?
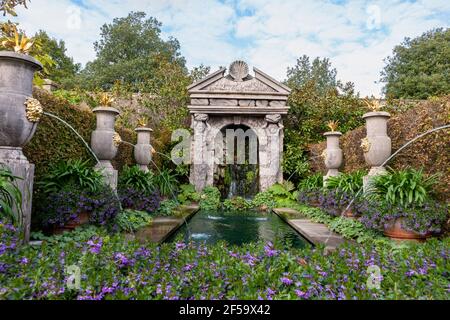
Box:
[194, 113, 209, 122]
[265, 114, 282, 124]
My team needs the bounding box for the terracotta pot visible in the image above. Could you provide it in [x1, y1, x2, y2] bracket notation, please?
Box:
[383, 218, 431, 241]
[54, 212, 90, 234]
[342, 208, 356, 218]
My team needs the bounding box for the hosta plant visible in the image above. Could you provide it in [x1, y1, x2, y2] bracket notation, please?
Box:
[369, 168, 439, 207]
[0, 167, 22, 225]
[36, 160, 104, 195]
[325, 171, 365, 196]
[298, 173, 323, 192]
[119, 165, 155, 194]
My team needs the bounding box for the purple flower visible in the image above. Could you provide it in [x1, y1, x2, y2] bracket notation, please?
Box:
[264, 242, 278, 257]
[19, 257, 29, 265]
[295, 290, 308, 299]
[175, 242, 186, 251]
[87, 238, 103, 254]
[114, 252, 134, 268]
[281, 277, 293, 286]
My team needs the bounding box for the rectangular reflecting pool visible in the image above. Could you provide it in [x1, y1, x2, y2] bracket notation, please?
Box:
[167, 210, 310, 248]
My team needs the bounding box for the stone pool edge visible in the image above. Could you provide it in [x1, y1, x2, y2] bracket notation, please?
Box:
[272, 208, 350, 251]
[135, 204, 200, 244]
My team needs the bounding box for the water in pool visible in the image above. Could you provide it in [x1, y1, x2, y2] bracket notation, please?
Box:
[167, 210, 310, 248]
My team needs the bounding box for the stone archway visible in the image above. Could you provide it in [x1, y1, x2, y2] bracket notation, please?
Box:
[187, 61, 291, 193]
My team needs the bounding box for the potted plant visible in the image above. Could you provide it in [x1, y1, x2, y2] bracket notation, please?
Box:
[365, 169, 446, 240]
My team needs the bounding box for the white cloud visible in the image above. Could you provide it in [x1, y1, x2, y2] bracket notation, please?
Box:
[10, 0, 450, 97]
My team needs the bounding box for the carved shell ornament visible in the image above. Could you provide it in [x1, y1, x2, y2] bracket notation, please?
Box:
[229, 60, 249, 82]
[360, 138, 371, 153]
[24, 97, 43, 122]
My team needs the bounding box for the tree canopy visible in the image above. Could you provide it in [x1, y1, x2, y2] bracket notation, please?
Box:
[33, 30, 81, 84]
[283, 55, 365, 182]
[80, 11, 186, 92]
[286, 55, 338, 94]
[381, 28, 450, 99]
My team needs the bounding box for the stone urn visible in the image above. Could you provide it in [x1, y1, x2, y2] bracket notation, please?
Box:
[134, 127, 153, 172]
[91, 106, 120, 189]
[323, 131, 343, 183]
[0, 52, 43, 152]
[362, 111, 391, 191]
[0, 51, 43, 243]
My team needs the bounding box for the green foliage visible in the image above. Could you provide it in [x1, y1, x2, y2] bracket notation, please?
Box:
[177, 184, 200, 205]
[267, 183, 298, 207]
[283, 55, 365, 184]
[329, 217, 382, 244]
[381, 28, 450, 99]
[252, 191, 276, 210]
[115, 209, 153, 232]
[298, 173, 323, 192]
[286, 55, 337, 94]
[119, 165, 155, 194]
[199, 187, 221, 211]
[36, 160, 104, 195]
[32, 30, 81, 85]
[78, 12, 186, 92]
[0, 166, 22, 225]
[153, 168, 178, 197]
[3, 222, 449, 300]
[325, 171, 365, 196]
[370, 168, 438, 207]
[52, 89, 97, 107]
[156, 199, 179, 217]
[0, 0, 29, 16]
[223, 197, 253, 212]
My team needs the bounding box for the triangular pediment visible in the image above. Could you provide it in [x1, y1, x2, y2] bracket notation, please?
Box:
[187, 63, 291, 95]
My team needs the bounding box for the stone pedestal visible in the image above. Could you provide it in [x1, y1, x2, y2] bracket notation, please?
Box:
[91, 106, 120, 190]
[362, 111, 391, 193]
[0, 147, 34, 243]
[0, 52, 42, 243]
[323, 131, 343, 184]
[134, 127, 153, 172]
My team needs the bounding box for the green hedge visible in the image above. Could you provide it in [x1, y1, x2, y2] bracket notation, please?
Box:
[24, 88, 136, 180]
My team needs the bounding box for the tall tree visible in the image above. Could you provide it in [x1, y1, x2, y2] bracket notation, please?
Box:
[33, 30, 81, 84]
[81, 11, 186, 91]
[381, 28, 450, 99]
[286, 55, 338, 94]
[283, 55, 364, 182]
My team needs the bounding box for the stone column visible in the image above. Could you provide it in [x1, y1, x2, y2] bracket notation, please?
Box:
[134, 127, 153, 172]
[190, 113, 210, 192]
[0, 52, 43, 243]
[362, 111, 391, 192]
[323, 131, 343, 184]
[91, 106, 120, 189]
[260, 114, 283, 191]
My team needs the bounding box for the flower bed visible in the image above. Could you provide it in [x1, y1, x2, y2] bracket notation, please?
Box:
[1, 220, 448, 300]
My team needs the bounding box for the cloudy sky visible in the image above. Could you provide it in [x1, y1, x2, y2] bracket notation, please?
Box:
[10, 0, 450, 97]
